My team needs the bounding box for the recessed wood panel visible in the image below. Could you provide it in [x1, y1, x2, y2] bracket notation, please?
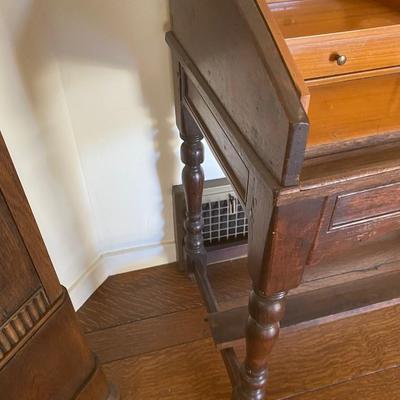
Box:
[185, 77, 249, 202]
[331, 182, 400, 229]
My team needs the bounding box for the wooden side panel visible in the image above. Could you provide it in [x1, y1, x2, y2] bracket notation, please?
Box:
[0, 135, 61, 302]
[259, 197, 325, 294]
[169, 0, 308, 186]
[0, 189, 42, 325]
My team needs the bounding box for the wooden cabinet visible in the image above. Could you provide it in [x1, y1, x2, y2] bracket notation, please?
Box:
[167, 1, 400, 399]
[0, 134, 118, 400]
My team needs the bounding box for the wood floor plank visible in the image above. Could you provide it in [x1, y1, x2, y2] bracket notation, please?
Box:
[100, 305, 400, 400]
[102, 339, 232, 400]
[80, 258, 400, 398]
[79, 256, 400, 333]
[78, 259, 251, 333]
[86, 307, 210, 364]
[77, 263, 204, 332]
[242, 305, 400, 399]
[290, 367, 400, 400]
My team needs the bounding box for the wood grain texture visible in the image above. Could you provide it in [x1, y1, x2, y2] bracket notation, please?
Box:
[209, 270, 400, 349]
[234, 291, 286, 400]
[76, 362, 119, 400]
[77, 259, 250, 333]
[302, 140, 400, 181]
[287, 25, 400, 79]
[79, 250, 400, 328]
[0, 132, 115, 399]
[270, 0, 400, 80]
[81, 257, 400, 399]
[256, 0, 310, 110]
[259, 198, 325, 294]
[86, 308, 210, 364]
[0, 189, 42, 325]
[290, 367, 400, 400]
[169, 0, 308, 186]
[102, 339, 232, 400]
[307, 72, 400, 150]
[165, 1, 400, 396]
[0, 135, 61, 302]
[269, 0, 400, 38]
[98, 302, 400, 400]
[184, 77, 249, 201]
[245, 304, 400, 399]
[77, 263, 204, 333]
[1, 292, 94, 399]
[331, 182, 400, 228]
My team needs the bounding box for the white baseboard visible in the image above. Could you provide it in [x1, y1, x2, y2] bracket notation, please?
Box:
[68, 241, 177, 310]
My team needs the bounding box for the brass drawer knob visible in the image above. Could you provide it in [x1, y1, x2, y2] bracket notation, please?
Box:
[336, 54, 347, 66]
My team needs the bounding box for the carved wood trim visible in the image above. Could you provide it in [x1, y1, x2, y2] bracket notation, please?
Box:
[0, 289, 50, 368]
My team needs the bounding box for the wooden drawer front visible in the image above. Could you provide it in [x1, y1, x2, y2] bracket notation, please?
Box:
[287, 26, 400, 79]
[331, 183, 400, 230]
[307, 183, 400, 266]
[185, 77, 249, 202]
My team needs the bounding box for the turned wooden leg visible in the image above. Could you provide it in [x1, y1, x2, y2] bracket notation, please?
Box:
[180, 109, 206, 273]
[234, 290, 286, 400]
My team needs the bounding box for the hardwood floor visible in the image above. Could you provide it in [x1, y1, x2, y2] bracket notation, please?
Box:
[77, 259, 400, 399]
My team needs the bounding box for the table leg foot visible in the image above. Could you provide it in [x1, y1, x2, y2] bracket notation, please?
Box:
[234, 290, 286, 400]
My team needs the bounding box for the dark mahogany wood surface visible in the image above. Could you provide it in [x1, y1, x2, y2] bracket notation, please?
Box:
[78, 260, 400, 399]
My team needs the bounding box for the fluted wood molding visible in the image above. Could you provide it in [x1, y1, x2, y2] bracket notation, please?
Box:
[0, 289, 50, 366]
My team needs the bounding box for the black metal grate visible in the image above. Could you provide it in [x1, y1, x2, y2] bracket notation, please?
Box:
[202, 193, 248, 246]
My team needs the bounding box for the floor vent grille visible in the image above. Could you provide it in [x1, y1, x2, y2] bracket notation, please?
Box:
[202, 192, 248, 246]
[173, 178, 248, 269]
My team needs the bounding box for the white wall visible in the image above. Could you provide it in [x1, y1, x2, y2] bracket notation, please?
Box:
[0, 0, 223, 309]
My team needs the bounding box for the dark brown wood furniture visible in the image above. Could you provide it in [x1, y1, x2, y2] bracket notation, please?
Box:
[167, 1, 400, 399]
[0, 134, 118, 399]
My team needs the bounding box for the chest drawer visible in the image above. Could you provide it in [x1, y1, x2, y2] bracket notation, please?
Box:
[307, 179, 400, 266]
[269, 0, 400, 80]
[287, 26, 400, 79]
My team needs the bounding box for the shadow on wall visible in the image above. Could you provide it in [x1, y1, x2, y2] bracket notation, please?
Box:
[13, 0, 180, 252]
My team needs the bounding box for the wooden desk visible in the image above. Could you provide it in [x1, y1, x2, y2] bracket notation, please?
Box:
[167, 1, 400, 399]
